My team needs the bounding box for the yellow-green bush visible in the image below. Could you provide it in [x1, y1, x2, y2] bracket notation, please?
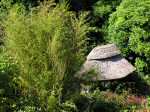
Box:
[4, 1, 90, 111]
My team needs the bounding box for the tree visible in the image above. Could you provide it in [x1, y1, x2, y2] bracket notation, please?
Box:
[108, 0, 150, 75]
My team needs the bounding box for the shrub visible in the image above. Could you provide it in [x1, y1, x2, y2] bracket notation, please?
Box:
[93, 0, 122, 18]
[91, 0, 122, 45]
[108, 0, 150, 75]
[4, 1, 90, 111]
[0, 47, 20, 111]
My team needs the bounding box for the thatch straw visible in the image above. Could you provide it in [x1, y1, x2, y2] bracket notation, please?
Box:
[76, 44, 136, 81]
[87, 44, 120, 60]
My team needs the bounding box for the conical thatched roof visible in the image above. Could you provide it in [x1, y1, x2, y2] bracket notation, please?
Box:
[75, 44, 136, 81]
[87, 44, 120, 60]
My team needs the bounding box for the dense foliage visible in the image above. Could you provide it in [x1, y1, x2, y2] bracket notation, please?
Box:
[93, 0, 121, 21]
[0, 0, 150, 111]
[90, 0, 122, 44]
[2, 1, 90, 111]
[108, 0, 150, 76]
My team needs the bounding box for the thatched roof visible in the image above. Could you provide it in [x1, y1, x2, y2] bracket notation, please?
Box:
[75, 44, 136, 81]
[87, 44, 120, 60]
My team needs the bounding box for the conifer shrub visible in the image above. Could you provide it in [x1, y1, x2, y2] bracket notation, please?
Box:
[4, 1, 90, 111]
[108, 0, 150, 76]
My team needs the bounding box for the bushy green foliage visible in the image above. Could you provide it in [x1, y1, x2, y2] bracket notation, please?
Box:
[0, 0, 24, 20]
[0, 47, 20, 111]
[77, 88, 129, 112]
[108, 0, 150, 75]
[93, 0, 122, 18]
[91, 0, 122, 45]
[0, 0, 13, 20]
[4, 1, 90, 111]
[1, 0, 150, 111]
[0, 0, 40, 40]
